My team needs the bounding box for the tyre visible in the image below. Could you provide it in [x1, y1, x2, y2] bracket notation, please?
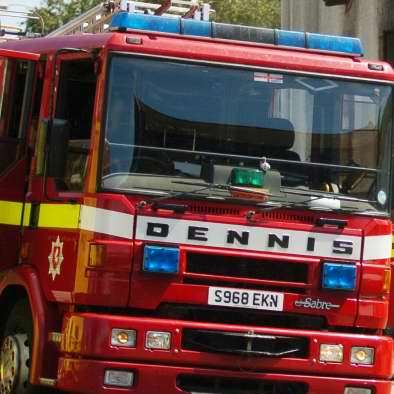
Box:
[0, 299, 60, 394]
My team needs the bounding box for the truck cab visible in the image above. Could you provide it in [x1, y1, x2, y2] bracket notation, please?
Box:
[0, 4, 393, 394]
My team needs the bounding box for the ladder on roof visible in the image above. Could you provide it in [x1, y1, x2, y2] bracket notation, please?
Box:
[48, 0, 212, 37]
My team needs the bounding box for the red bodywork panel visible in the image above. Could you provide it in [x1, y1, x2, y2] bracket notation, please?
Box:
[67, 195, 389, 329]
[0, 32, 393, 82]
[0, 48, 40, 61]
[60, 312, 393, 379]
[57, 360, 392, 394]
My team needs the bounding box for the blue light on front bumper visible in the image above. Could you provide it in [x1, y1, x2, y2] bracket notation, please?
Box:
[322, 262, 357, 291]
[143, 245, 180, 274]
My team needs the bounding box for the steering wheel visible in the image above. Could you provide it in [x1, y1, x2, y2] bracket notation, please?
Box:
[341, 161, 369, 194]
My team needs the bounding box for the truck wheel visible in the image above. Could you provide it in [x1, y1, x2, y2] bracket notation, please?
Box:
[0, 333, 30, 394]
[0, 299, 58, 394]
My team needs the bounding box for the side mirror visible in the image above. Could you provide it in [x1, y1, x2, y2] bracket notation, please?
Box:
[47, 118, 70, 178]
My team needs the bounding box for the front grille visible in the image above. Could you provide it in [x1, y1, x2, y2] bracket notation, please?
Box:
[182, 329, 309, 358]
[177, 375, 308, 394]
[187, 202, 315, 225]
[189, 203, 240, 216]
[156, 304, 327, 330]
[261, 211, 314, 224]
[187, 254, 308, 283]
[185, 253, 309, 293]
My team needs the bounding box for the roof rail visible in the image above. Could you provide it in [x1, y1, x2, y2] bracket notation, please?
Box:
[120, 1, 211, 20]
[48, 0, 212, 37]
[47, 1, 115, 37]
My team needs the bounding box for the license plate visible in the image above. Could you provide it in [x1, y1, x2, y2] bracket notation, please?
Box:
[208, 286, 284, 311]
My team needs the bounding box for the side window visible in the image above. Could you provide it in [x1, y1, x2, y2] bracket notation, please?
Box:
[0, 59, 30, 175]
[55, 59, 97, 191]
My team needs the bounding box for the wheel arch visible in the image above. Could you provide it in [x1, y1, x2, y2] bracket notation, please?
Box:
[0, 285, 30, 337]
[0, 266, 60, 386]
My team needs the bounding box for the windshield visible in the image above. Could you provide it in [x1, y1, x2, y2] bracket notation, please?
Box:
[101, 54, 393, 214]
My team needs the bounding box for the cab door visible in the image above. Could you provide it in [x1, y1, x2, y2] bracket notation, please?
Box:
[0, 49, 41, 270]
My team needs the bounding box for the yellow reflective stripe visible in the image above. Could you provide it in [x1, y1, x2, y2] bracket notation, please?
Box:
[38, 204, 81, 229]
[22, 203, 31, 227]
[0, 200, 82, 229]
[0, 200, 26, 226]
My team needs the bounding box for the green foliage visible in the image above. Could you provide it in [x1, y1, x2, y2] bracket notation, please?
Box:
[26, 0, 102, 35]
[212, 0, 280, 27]
[26, 0, 280, 35]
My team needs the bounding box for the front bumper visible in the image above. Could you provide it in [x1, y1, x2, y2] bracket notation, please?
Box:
[57, 359, 392, 394]
[57, 312, 393, 393]
[60, 312, 392, 378]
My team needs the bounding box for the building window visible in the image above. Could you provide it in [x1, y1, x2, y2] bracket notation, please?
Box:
[384, 31, 394, 65]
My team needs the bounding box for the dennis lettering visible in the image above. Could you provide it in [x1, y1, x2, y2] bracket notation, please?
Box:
[294, 297, 340, 311]
[143, 220, 355, 256]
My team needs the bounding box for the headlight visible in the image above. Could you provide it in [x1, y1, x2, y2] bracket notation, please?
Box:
[350, 347, 374, 365]
[319, 344, 343, 362]
[146, 331, 171, 350]
[104, 370, 134, 388]
[111, 329, 136, 347]
[344, 388, 372, 394]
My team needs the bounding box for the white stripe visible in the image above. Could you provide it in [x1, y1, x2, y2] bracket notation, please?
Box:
[363, 235, 392, 260]
[76, 209, 391, 261]
[79, 205, 134, 239]
[136, 216, 362, 260]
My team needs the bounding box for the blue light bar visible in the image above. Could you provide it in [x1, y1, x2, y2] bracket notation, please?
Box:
[276, 30, 306, 48]
[183, 19, 211, 37]
[112, 12, 181, 34]
[307, 32, 363, 55]
[143, 245, 180, 274]
[110, 12, 364, 56]
[322, 262, 357, 291]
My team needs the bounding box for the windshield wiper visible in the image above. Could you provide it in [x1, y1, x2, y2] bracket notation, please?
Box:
[281, 187, 376, 204]
[139, 180, 275, 211]
[139, 180, 378, 215]
[172, 180, 274, 204]
[141, 181, 326, 213]
[169, 181, 353, 212]
[137, 182, 213, 212]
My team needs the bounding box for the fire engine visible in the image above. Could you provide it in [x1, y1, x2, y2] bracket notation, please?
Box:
[0, 1, 393, 393]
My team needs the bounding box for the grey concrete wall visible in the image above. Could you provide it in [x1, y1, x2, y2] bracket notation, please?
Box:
[281, 0, 392, 60]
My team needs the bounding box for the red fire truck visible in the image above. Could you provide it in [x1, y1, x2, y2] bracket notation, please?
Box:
[0, 1, 393, 393]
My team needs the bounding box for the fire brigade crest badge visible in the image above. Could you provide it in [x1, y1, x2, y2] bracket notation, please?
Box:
[48, 236, 64, 280]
